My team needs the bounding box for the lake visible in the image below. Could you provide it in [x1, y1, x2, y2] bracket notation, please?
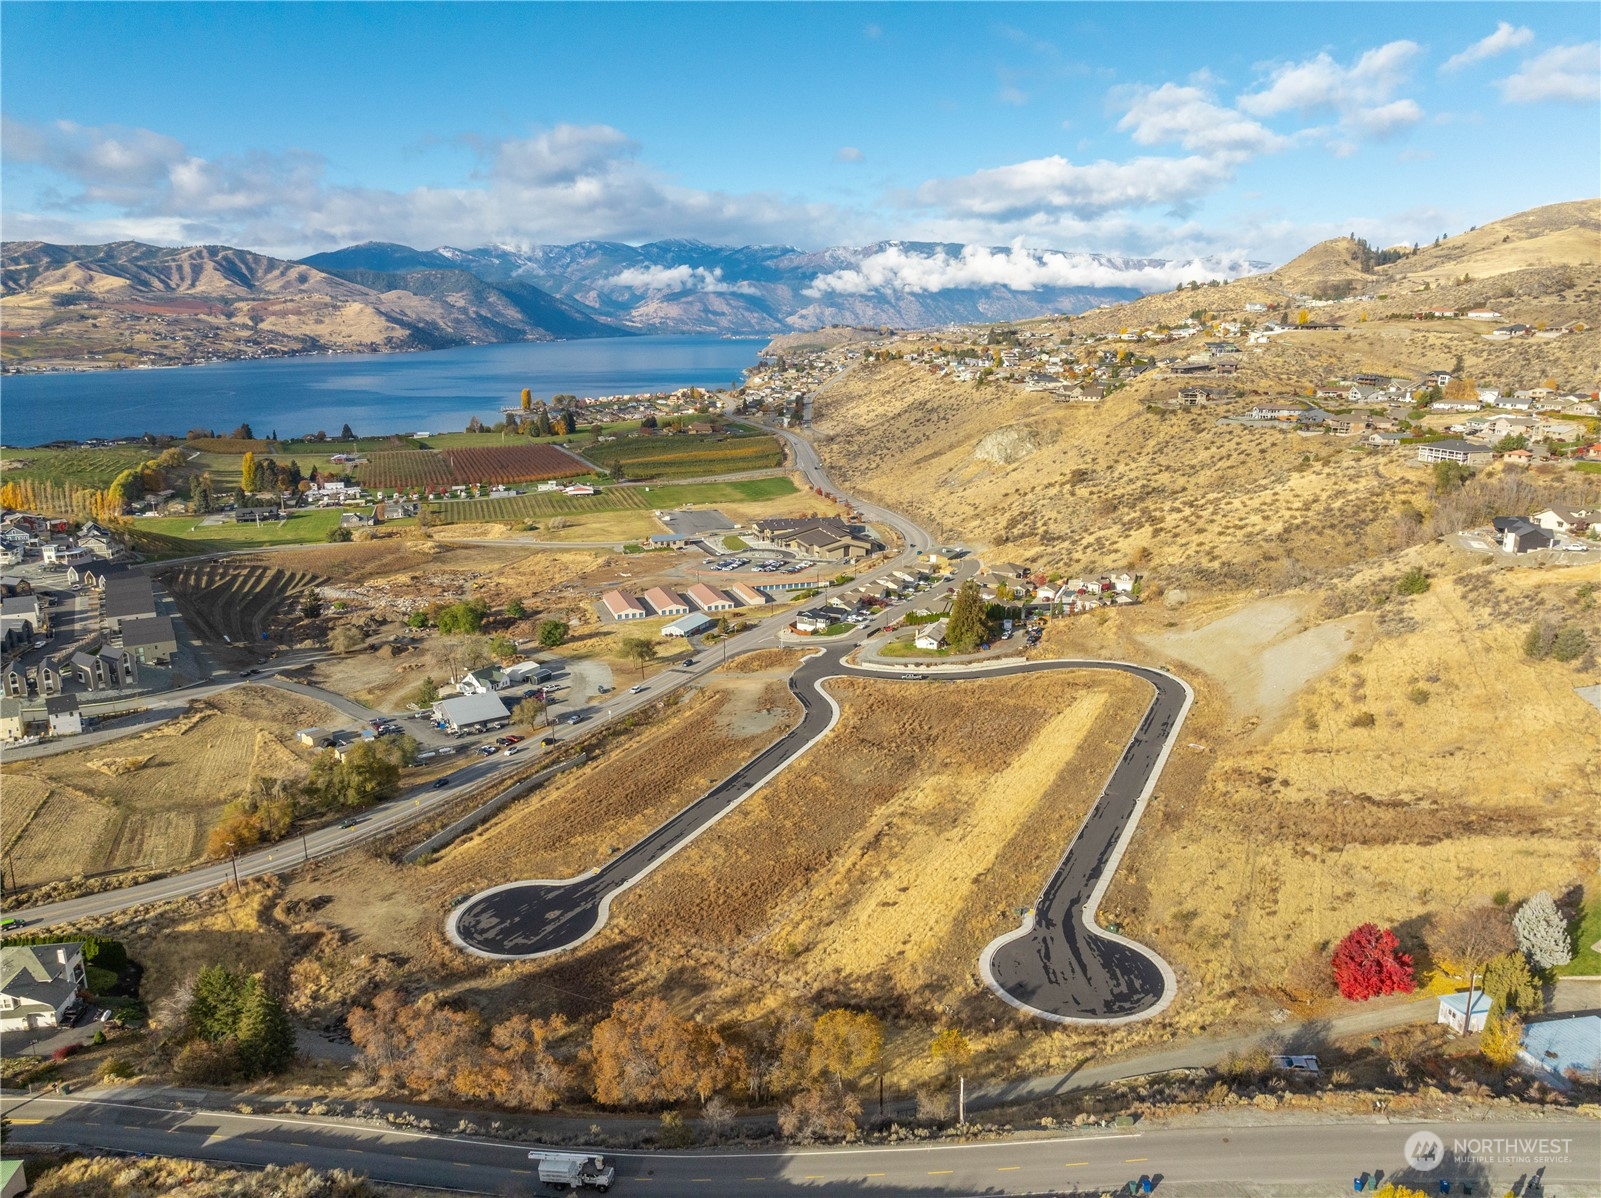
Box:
[0, 335, 766, 446]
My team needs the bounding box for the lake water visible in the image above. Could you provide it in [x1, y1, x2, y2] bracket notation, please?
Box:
[0, 335, 766, 446]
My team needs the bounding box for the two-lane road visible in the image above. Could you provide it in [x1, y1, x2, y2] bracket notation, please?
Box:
[5, 1090, 1594, 1197]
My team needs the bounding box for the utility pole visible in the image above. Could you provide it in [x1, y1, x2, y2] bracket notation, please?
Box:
[958, 1075, 965, 1126]
[300, 829, 310, 864]
[226, 844, 240, 892]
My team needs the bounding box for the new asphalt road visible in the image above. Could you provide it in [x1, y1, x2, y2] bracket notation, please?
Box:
[449, 648, 1193, 1024]
[6, 1090, 1595, 1196]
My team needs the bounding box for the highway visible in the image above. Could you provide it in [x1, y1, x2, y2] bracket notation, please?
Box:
[4, 1090, 1594, 1196]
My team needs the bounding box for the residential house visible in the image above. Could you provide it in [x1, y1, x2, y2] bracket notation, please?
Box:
[601, 590, 648, 621]
[120, 615, 178, 664]
[1416, 440, 1494, 467]
[0, 942, 87, 1031]
[1533, 506, 1592, 535]
[1248, 403, 1306, 421]
[915, 619, 949, 651]
[641, 587, 690, 617]
[1493, 516, 1554, 554]
[33, 660, 59, 697]
[1465, 309, 1502, 321]
[100, 572, 157, 632]
[0, 697, 25, 741]
[3, 664, 26, 698]
[45, 693, 82, 737]
[792, 610, 834, 634]
[456, 666, 506, 696]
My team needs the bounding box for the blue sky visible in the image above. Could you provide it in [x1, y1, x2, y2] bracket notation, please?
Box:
[2, 2, 1597, 270]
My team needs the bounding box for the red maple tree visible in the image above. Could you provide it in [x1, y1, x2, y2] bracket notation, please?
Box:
[1331, 922, 1415, 1000]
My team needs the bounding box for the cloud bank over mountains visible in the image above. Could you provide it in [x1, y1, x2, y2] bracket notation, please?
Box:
[3, 25, 1594, 275]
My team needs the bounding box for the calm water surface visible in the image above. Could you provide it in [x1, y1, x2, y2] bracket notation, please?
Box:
[0, 336, 765, 446]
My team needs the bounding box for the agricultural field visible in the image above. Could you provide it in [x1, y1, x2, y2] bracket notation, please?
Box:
[1, 686, 340, 888]
[354, 450, 455, 490]
[0, 444, 154, 489]
[583, 431, 785, 479]
[158, 559, 327, 649]
[425, 475, 798, 525]
[356, 443, 588, 490]
[439, 442, 588, 484]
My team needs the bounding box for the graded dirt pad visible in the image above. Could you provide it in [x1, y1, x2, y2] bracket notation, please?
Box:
[1, 686, 339, 886]
[1107, 567, 1599, 1025]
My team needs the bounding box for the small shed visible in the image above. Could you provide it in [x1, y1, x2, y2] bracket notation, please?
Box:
[1437, 990, 1492, 1034]
[297, 727, 334, 748]
[1, 1159, 28, 1198]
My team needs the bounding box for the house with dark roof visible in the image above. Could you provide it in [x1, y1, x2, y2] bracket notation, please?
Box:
[120, 614, 178, 663]
[1493, 516, 1554, 554]
[101, 572, 157, 631]
[0, 942, 87, 1032]
[45, 692, 82, 736]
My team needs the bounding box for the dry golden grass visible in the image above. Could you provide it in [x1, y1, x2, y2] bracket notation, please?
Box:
[26, 1155, 445, 1198]
[1106, 566, 1598, 1021]
[1, 686, 337, 886]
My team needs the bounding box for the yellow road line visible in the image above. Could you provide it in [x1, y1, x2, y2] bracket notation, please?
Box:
[1065, 1161, 1088, 1166]
[998, 1165, 1021, 1171]
[6, 1118, 43, 1125]
[1126, 1157, 1149, 1163]
[865, 1172, 885, 1178]
[928, 1168, 954, 1174]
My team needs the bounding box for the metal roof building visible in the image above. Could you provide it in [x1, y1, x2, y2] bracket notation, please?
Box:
[432, 692, 510, 732]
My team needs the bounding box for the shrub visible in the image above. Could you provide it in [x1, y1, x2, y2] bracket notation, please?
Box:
[1348, 711, 1376, 728]
[1395, 567, 1430, 596]
[1407, 685, 1431, 705]
[1331, 923, 1415, 1000]
[1551, 624, 1589, 663]
[325, 526, 353, 543]
[1512, 891, 1573, 968]
[50, 1044, 77, 1062]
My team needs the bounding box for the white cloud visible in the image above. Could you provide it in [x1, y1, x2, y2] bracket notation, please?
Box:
[1349, 98, 1425, 138]
[909, 152, 1241, 220]
[1117, 83, 1289, 154]
[1499, 43, 1601, 103]
[606, 264, 757, 294]
[836, 146, 865, 163]
[1442, 22, 1534, 72]
[1237, 41, 1424, 141]
[804, 240, 1257, 296]
[0, 117, 850, 256]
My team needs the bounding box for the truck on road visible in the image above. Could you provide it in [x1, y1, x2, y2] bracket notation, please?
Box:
[528, 1150, 615, 1192]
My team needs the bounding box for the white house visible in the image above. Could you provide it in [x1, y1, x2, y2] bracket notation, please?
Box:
[1437, 990, 1491, 1035]
[45, 693, 82, 737]
[915, 618, 949, 651]
[0, 942, 87, 1032]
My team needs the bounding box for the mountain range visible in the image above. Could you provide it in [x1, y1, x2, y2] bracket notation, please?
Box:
[1, 236, 1264, 371]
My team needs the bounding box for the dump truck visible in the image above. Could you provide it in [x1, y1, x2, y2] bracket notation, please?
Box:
[528, 1150, 615, 1192]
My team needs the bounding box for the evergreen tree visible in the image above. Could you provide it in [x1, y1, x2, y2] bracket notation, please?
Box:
[1512, 891, 1573, 968]
[559, 409, 577, 436]
[944, 579, 988, 653]
[233, 976, 296, 1076]
[189, 965, 246, 1042]
[340, 423, 356, 441]
[537, 410, 555, 437]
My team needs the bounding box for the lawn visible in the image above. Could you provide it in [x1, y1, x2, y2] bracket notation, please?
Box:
[878, 639, 949, 657]
[126, 509, 347, 556]
[1556, 887, 1601, 977]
